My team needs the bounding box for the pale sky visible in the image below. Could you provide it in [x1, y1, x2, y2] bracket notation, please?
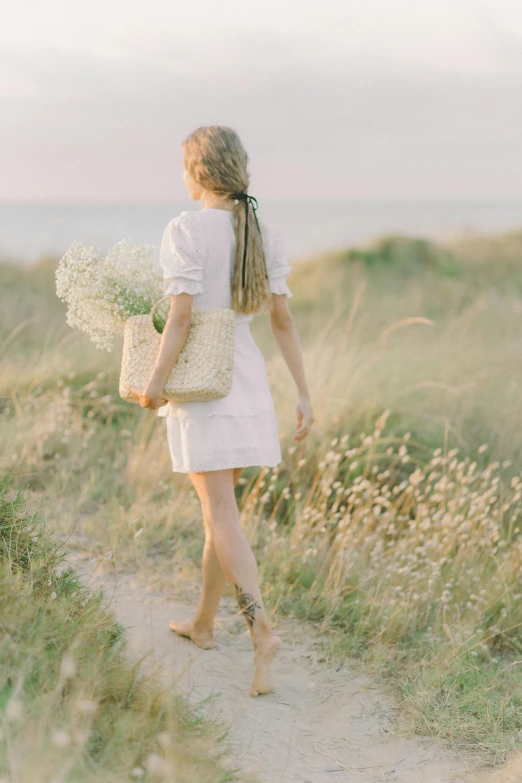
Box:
[1, 0, 522, 201]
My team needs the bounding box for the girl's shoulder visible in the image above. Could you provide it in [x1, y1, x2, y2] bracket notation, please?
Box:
[161, 210, 207, 253]
[166, 208, 236, 237]
[166, 209, 202, 233]
[161, 210, 208, 264]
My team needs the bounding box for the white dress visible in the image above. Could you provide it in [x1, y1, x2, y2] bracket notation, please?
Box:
[156, 207, 293, 473]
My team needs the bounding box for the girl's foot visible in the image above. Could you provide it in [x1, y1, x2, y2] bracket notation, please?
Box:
[250, 634, 282, 696]
[169, 618, 215, 649]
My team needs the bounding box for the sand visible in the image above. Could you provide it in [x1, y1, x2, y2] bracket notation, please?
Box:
[71, 557, 488, 783]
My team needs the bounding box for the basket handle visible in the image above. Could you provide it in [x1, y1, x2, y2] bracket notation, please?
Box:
[150, 295, 172, 321]
[150, 294, 199, 323]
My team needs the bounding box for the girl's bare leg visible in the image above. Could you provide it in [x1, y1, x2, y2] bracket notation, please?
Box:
[173, 467, 281, 696]
[169, 467, 242, 648]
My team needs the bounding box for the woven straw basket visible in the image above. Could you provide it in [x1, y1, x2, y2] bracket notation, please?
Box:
[119, 295, 235, 404]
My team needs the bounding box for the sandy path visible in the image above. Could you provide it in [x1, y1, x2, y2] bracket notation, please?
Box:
[71, 558, 483, 783]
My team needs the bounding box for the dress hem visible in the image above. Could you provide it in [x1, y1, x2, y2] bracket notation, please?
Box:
[170, 458, 282, 474]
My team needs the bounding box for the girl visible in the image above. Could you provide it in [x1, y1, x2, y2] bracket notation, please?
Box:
[126, 125, 314, 697]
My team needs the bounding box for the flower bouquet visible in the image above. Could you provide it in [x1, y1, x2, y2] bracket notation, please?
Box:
[55, 239, 166, 353]
[56, 238, 236, 407]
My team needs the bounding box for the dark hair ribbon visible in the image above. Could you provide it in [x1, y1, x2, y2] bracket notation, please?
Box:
[229, 192, 267, 288]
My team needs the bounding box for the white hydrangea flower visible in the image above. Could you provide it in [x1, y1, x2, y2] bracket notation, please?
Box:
[55, 239, 164, 352]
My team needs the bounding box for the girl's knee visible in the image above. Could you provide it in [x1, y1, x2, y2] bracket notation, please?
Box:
[205, 502, 239, 528]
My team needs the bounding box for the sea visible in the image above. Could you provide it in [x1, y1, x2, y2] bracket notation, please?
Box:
[1, 199, 521, 267]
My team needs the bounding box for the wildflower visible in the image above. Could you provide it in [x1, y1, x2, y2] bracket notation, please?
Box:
[51, 729, 71, 748]
[74, 698, 98, 715]
[145, 753, 168, 775]
[60, 654, 76, 680]
[158, 732, 172, 748]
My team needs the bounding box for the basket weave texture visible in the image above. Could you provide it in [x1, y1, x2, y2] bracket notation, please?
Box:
[119, 300, 235, 403]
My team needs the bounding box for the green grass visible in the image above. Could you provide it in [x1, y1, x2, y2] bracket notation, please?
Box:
[0, 476, 247, 782]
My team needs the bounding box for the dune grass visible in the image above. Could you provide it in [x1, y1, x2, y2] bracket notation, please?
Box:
[1, 228, 522, 770]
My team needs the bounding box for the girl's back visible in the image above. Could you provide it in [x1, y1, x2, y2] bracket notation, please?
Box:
[159, 208, 293, 322]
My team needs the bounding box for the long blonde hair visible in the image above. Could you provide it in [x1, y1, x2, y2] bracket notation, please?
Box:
[181, 125, 271, 315]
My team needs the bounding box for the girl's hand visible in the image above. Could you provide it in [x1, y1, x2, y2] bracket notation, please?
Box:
[294, 396, 314, 441]
[125, 383, 167, 410]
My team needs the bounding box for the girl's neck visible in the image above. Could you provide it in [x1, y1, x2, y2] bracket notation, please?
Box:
[200, 193, 234, 212]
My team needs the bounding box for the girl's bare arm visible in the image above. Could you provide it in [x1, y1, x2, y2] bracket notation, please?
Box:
[125, 293, 192, 409]
[269, 295, 315, 441]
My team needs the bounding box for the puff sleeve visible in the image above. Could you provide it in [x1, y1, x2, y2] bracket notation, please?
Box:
[159, 212, 205, 296]
[263, 222, 293, 298]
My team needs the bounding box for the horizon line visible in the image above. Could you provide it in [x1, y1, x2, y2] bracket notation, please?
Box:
[1, 196, 522, 206]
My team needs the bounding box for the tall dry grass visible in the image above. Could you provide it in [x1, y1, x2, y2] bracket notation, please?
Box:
[1, 228, 522, 769]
